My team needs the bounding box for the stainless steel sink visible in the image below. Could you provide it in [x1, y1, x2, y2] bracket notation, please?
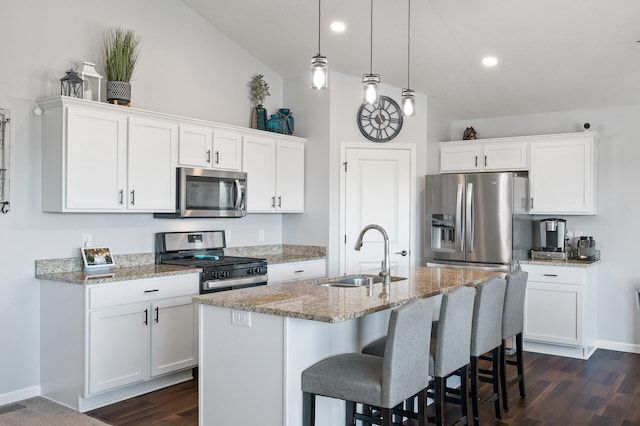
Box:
[315, 274, 406, 288]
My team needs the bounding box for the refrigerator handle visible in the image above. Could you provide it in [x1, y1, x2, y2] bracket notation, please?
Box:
[466, 182, 474, 252]
[456, 183, 464, 252]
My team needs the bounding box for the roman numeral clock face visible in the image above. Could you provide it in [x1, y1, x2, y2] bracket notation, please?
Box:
[357, 96, 404, 142]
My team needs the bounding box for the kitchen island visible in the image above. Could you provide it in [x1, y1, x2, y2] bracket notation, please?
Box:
[193, 266, 500, 426]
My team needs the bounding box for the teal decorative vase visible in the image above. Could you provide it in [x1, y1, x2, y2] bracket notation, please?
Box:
[253, 104, 267, 130]
[277, 108, 294, 135]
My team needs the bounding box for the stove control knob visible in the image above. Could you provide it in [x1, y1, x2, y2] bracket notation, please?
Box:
[247, 268, 253, 275]
[211, 271, 219, 279]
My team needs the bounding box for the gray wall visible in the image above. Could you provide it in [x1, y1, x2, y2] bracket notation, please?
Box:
[450, 105, 640, 351]
[0, 0, 288, 399]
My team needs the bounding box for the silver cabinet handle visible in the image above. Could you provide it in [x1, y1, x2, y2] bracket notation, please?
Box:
[271, 196, 276, 208]
[543, 274, 558, 277]
[278, 196, 282, 207]
[531, 197, 534, 209]
[206, 149, 211, 163]
[130, 190, 135, 205]
[395, 250, 408, 256]
[484, 155, 487, 167]
[119, 189, 124, 205]
[475, 156, 478, 167]
[215, 151, 220, 164]
[154, 307, 159, 323]
[143, 309, 148, 325]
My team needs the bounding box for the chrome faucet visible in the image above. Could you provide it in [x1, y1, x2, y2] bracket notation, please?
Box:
[354, 224, 391, 286]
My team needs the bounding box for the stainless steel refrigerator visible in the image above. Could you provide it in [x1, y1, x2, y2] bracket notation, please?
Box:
[425, 172, 532, 271]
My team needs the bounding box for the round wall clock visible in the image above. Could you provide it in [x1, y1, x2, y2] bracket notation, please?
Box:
[357, 95, 404, 142]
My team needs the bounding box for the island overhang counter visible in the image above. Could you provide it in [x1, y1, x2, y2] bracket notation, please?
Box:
[193, 266, 501, 426]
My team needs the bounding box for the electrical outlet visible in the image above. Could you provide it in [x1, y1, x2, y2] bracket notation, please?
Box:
[82, 233, 92, 248]
[232, 310, 251, 327]
[259, 229, 265, 241]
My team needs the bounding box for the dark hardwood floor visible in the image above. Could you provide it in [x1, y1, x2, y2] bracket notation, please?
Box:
[87, 349, 640, 425]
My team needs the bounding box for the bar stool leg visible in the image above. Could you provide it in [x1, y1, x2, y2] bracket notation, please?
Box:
[516, 333, 526, 398]
[303, 391, 315, 426]
[492, 347, 502, 420]
[500, 341, 509, 411]
[345, 401, 356, 425]
[459, 365, 469, 423]
[470, 357, 480, 426]
[434, 376, 445, 426]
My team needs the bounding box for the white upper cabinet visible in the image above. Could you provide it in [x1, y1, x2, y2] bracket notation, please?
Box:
[39, 97, 177, 213]
[63, 106, 128, 211]
[178, 124, 242, 171]
[127, 117, 178, 211]
[529, 132, 599, 215]
[440, 139, 528, 173]
[242, 135, 305, 213]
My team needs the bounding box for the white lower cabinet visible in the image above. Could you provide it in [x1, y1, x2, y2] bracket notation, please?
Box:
[40, 273, 199, 412]
[521, 263, 597, 359]
[267, 259, 326, 284]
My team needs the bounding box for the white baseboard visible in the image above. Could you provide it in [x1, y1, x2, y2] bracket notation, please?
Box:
[596, 339, 640, 354]
[0, 385, 41, 407]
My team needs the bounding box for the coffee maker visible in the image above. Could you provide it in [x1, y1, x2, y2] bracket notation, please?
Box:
[531, 218, 567, 260]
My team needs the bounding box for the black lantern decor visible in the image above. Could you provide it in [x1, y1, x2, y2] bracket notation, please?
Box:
[60, 69, 84, 98]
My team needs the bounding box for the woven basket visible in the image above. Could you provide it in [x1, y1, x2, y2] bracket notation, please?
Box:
[106, 81, 131, 104]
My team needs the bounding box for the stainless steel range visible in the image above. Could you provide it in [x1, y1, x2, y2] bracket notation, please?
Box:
[155, 230, 267, 294]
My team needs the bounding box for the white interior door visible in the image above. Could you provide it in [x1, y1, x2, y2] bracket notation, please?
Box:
[342, 145, 414, 275]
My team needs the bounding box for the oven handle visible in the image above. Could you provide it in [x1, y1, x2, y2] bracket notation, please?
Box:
[203, 274, 268, 291]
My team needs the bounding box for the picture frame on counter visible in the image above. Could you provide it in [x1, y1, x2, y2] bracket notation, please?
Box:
[81, 246, 115, 271]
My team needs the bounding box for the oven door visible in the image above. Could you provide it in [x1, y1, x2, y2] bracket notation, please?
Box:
[180, 168, 247, 218]
[201, 275, 267, 294]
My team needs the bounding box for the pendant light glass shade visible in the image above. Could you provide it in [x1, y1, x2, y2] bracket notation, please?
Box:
[311, 54, 328, 90]
[363, 0, 379, 104]
[402, 0, 415, 116]
[310, 0, 328, 90]
[401, 88, 415, 116]
[363, 73, 380, 104]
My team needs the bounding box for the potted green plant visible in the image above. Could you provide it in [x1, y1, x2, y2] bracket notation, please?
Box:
[103, 27, 140, 105]
[248, 74, 270, 130]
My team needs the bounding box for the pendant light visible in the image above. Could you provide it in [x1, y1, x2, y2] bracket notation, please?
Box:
[310, 0, 328, 89]
[401, 0, 415, 116]
[362, 0, 380, 104]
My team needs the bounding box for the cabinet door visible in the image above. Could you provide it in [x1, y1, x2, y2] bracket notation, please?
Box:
[88, 303, 150, 394]
[66, 107, 127, 210]
[212, 130, 242, 171]
[275, 140, 304, 212]
[128, 117, 178, 212]
[483, 141, 528, 171]
[150, 296, 198, 377]
[178, 124, 213, 167]
[243, 136, 276, 212]
[524, 281, 583, 346]
[440, 143, 483, 173]
[529, 137, 595, 214]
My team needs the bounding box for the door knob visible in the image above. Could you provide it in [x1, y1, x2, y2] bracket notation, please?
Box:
[395, 250, 408, 256]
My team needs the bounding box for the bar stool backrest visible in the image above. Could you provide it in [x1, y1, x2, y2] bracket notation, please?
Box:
[470, 277, 506, 357]
[502, 270, 528, 339]
[382, 297, 436, 407]
[432, 286, 476, 377]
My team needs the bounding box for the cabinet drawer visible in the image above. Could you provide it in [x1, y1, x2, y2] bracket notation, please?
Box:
[521, 264, 586, 285]
[89, 274, 199, 309]
[268, 259, 326, 284]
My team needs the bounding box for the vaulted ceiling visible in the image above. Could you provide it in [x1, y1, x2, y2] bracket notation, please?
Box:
[182, 0, 640, 120]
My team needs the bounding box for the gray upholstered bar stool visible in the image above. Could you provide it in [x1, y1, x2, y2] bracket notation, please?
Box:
[499, 270, 528, 411]
[362, 285, 476, 426]
[468, 277, 506, 426]
[301, 297, 437, 426]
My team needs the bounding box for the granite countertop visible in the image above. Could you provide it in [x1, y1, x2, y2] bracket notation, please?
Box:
[35, 253, 201, 285]
[193, 266, 502, 323]
[225, 244, 326, 265]
[519, 258, 600, 267]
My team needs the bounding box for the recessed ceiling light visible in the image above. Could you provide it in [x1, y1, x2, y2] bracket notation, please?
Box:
[330, 21, 346, 32]
[482, 56, 498, 67]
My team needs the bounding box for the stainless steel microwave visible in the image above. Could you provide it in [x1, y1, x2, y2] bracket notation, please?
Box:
[154, 168, 247, 218]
